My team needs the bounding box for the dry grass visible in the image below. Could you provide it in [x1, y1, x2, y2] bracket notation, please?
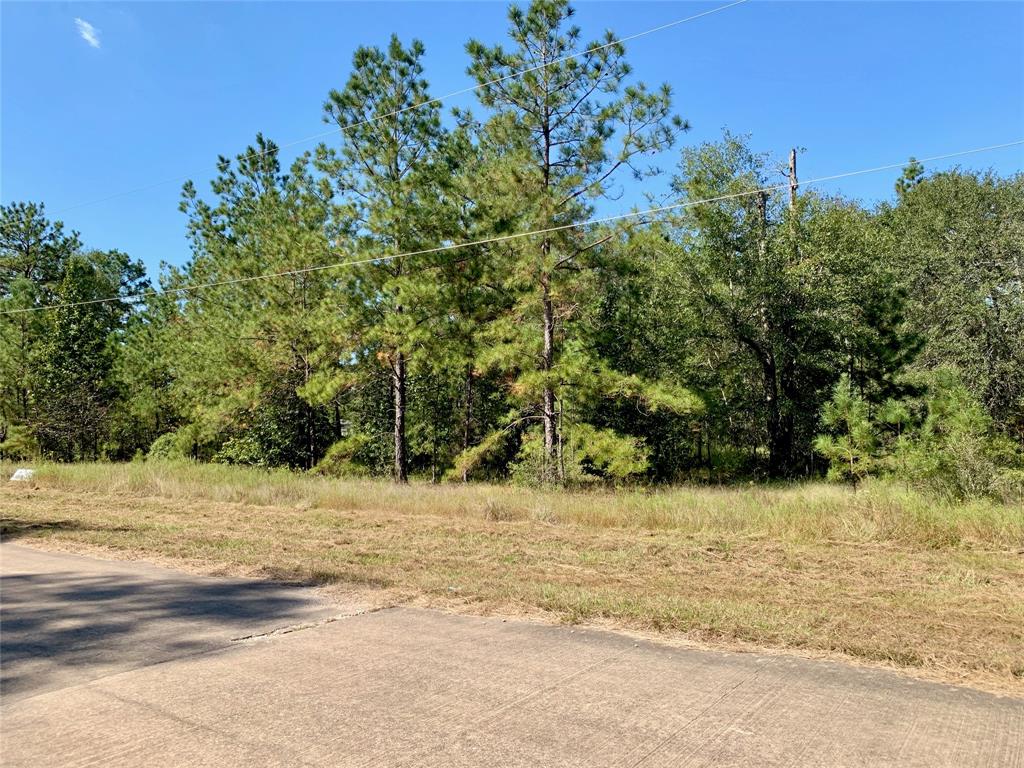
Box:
[2, 460, 1022, 695]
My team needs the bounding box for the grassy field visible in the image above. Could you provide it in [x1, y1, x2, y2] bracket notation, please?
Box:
[2, 460, 1022, 694]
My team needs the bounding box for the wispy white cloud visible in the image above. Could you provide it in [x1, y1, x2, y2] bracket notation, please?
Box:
[75, 18, 101, 49]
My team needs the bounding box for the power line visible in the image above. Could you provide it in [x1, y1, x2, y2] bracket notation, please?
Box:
[52, 0, 750, 215]
[4, 138, 1020, 318]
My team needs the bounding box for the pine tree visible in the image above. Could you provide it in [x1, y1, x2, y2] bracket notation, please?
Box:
[109, 291, 183, 458]
[464, 0, 692, 481]
[814, 374, 877, 486]
[310, 35, 457, 482]
[177, 136, 335, 467]
[884, 170, 1024, 445]
[29, 252, 145, 459]
[894, 158, 924, 199]
[0, 202, 81, 456]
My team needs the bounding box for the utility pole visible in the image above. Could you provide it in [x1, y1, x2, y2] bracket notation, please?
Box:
[788, 149, 798, 212]
[788, 148, 799, 262]
[755, 189, 768, 259]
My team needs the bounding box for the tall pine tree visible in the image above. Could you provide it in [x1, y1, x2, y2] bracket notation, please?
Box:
[310, 35, 457, 482]
[464, 0, 695, 481]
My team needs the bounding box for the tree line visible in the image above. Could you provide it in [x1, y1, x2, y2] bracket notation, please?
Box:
[2, 0, 1022, 497]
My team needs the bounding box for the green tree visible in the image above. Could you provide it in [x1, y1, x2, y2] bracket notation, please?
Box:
[893, 369, 1022, 499]
[109, 291, 183, 459]
[815, 369, 1024, 500]
[0, 202, 82, 455]
[29, 251, 146, 460]
[464, 0, 694, 481]
[883, 169, 1024, 444]
[814, 374, 877, 485]
[176, 136, 336, 468]
[894, 157, 924, 199]
[309, 35, 458, 482]
[667, 134, 918, 477]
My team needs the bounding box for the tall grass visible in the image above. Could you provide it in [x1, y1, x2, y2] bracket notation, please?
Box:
[6, 460, 1021, 550]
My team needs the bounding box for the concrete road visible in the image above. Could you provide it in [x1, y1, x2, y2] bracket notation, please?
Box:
[0, 544, 342, 702]
[1, 543, 1021, 767]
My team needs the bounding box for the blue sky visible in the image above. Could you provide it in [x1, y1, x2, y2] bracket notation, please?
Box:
[3, 1, 1022, 277]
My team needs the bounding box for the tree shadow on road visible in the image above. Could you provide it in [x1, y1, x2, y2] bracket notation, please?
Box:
[0, 549, 332, 702]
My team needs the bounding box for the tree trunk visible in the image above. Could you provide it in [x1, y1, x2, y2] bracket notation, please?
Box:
[304, 358, 315, 470]
[392, 352, 407, 483]
[304, 400, 315, 471]
[462, 364, 473, 482]
[761, 352, 792, 478]
[768, 414, 794, 478]
[539, 63, 559, 483]
[777, 351, 800, 477]
[541, 272, 558, 481]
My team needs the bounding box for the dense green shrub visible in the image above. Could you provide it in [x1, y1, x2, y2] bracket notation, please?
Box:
[509, 425, 649, 486]
[816, 368, 1024, 500]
